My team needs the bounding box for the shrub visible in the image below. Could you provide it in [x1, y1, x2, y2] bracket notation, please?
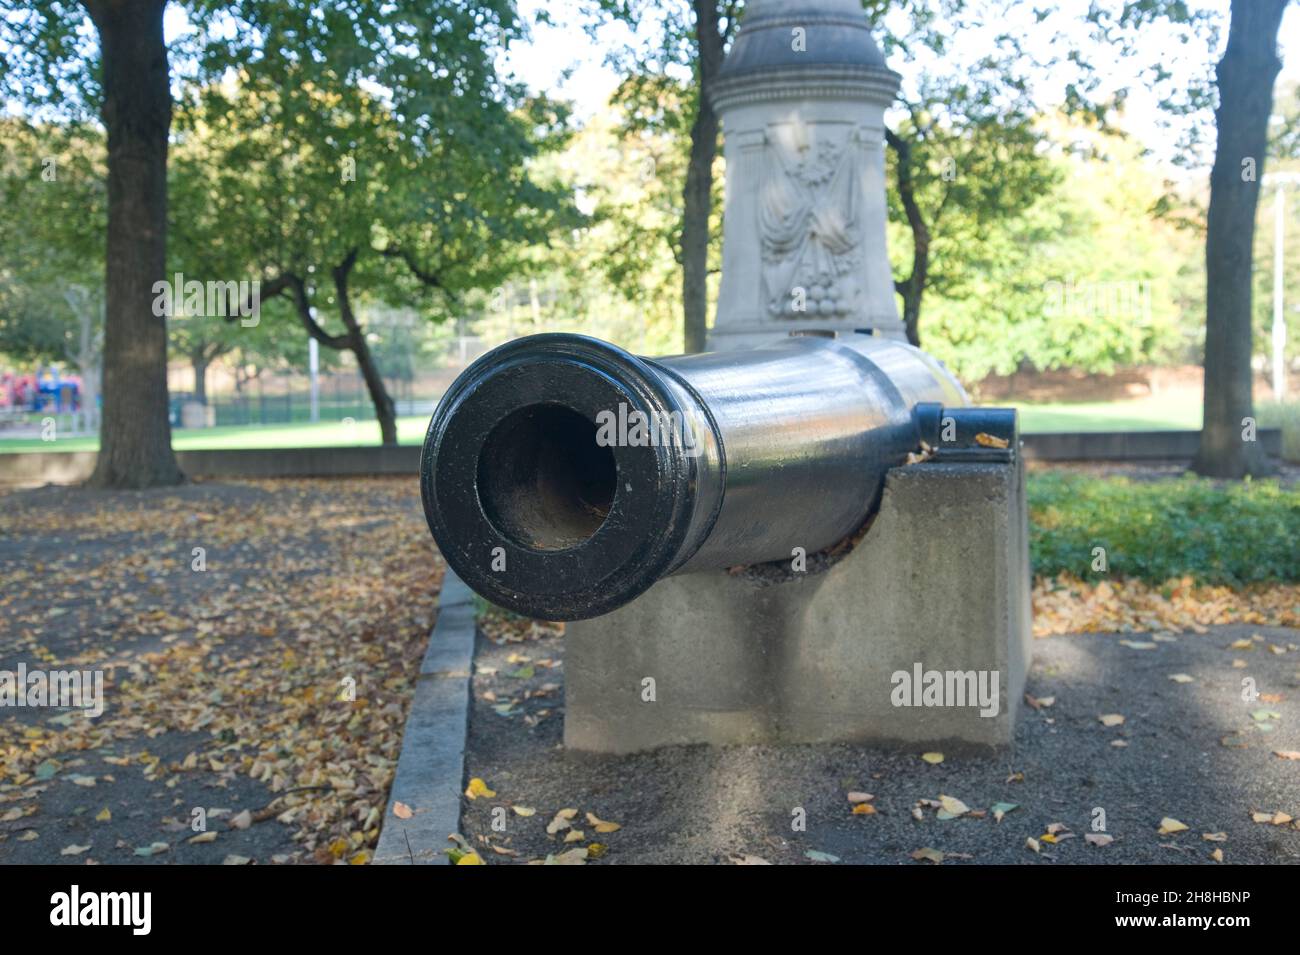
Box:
[1029, 471, 1300, 585]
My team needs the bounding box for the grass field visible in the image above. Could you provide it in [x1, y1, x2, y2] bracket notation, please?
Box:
[2, 392, 1291, 453]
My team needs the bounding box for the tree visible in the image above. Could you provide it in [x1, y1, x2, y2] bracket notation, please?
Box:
[0, 118, 106, 434]
[168, 72, 571, 445]
[1192, 0, 1291, 478]
[0, 0, 554, 480]
[589, 1, 738, 353]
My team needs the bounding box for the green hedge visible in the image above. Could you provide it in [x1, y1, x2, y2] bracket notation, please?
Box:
[1029, 472, 1300, 585]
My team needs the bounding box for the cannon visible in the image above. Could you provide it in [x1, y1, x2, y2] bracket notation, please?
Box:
[421, 331, 1017, 621]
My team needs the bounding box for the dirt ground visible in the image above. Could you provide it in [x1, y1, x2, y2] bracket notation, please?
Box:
[0, 477, 441, 865]
[460, 619, 1300, 865]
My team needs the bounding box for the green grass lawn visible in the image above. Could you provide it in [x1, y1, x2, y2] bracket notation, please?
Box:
[0, 393, 1286, 453]
[1011, 392, 1202, 432]
[0, 416, 434, 453]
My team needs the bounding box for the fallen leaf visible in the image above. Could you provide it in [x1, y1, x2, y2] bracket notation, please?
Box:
[546, 848, 587, 865]
[1084, 833, 1113, 846]
[187, 831, 218, 844]
[61, 844, 90, 856]
[1211, 848, 1224, 863]
[1273, 751, 1300, 761]
[546, 808, 579, 835]
[134, 842, 169, 857]
[852, 803, 877, 815]
[1202, 832, 1228, 842]
[1026, 837, 1040, 853]
[805, 849, 839, 863]
[1099, 713, 1126, 727]
[1157, 817, 1189, 835]
[731, 854, 771, 865]
[563, 829, 585, 843]
[991, 802, 1019, 823]
[910, 847, 945, 864]
[1168, 673, 1195, 684]
[230, 809, 252, 830]
[921, 752, 944, 765]
[511, 805, 536, 817]
[464, 777, 496, 800]
[585, 812, 621, 833]
[937, 794, 970, 819]
[846, 791, 874, 804]
[94, 807, 111, 822]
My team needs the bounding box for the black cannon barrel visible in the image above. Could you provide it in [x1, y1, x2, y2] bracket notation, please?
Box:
[421, 332, 1016, 620]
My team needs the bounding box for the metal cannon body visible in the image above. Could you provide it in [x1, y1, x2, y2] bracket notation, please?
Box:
[421, 332, 1016, 620]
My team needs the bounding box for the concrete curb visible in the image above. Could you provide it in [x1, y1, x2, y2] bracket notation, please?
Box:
[1021, 428, 1283, 462]
[374, 570, 476, 865]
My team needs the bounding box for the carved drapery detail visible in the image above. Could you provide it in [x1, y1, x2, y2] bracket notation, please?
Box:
[759, 122, 864, 320]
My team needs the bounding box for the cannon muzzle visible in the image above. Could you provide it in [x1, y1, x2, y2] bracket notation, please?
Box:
[420, 332, 1015, 620]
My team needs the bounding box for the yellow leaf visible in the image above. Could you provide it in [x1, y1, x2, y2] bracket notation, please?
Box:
[852, 803, 877, 815]
[464, 778, 496, 800]
[511, 805, 536, 817]
[1211, 848, 1224, 863]
[587, 843, 608, 860]
[187, 831, 218, 844]
[585, 811, 621, 833]
[564, 829, 585, 843]
[1157, 817, 1188, 835]
[1099, 714, 1126, 727]
[95, 807, 112, 822]
[938, 794, 970, 817]
[921, 752, 944, 765]
[546, 808, 579, 835]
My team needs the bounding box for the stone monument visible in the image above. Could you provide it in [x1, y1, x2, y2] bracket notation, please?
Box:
[708, 0, 906, 349]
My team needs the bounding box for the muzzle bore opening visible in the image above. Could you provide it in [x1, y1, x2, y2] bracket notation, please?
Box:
[476, 403, 617, 552]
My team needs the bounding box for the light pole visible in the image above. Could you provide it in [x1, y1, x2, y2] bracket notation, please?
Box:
[1265, 171, 1300, 400]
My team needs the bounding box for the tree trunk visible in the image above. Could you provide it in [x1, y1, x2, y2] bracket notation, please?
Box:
[192, 354, 209, 405]
[350, 335, 397, 446]
[681, 0, 723, 354]
[1192, 0, 1288, 479]
[886, 129, 929, 348]
[83, 0, 181, 488]
[333, 252, 397, 445]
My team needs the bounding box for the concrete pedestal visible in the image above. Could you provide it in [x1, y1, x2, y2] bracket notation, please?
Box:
[565, 459, 1032, 753]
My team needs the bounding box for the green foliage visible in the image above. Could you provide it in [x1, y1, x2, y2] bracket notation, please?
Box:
[1029, 472, 1300, 585]
[0, 117, 105, 363]
[912, 120, 1199, 382]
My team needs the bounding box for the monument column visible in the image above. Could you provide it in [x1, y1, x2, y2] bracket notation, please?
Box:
[707, 0, 905, 349]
